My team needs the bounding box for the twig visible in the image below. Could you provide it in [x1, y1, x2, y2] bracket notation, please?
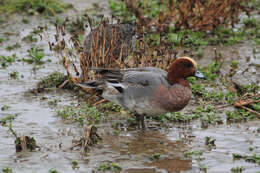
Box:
[234, 99, 260, 107]
[94, 99, 107, 105]
[58, 79, 70, 89]
[239, 105, 260, 117]
[65, 141, 82, 151]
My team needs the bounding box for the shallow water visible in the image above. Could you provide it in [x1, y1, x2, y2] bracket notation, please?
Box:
[0, 1, 260, 173]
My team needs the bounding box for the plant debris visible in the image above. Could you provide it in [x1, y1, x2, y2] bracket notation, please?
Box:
[9, 123, 38, 152]
[234, 93, 260, 117]
[70, 125, 101, 152]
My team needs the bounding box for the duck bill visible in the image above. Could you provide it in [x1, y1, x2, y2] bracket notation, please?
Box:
[194, 70, 205, 79]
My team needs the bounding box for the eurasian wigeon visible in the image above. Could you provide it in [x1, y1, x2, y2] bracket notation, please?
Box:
[78, 57, 204, 128]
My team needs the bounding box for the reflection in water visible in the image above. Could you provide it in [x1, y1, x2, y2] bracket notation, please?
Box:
[146, 158, 191, 173]
[104, 130, 192, 173]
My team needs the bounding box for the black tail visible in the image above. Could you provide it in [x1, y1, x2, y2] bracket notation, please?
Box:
[91, 68, 123, 83]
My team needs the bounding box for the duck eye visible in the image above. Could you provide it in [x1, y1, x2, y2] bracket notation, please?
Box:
[185, 63, 192, 68]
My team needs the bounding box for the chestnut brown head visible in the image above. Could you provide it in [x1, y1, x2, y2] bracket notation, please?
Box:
[167, 57, 204, 85]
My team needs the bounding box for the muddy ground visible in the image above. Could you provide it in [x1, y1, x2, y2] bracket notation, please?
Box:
[0, 1, 260, 173]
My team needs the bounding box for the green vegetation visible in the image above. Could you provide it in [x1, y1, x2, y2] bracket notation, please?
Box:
[56, 103, 105, 125]
[200, 60, 221, 81]
[205, 136, 216, 147]
[22, 33, 38, 43]
[2, 166, 13, 173]
[239, 84, 259, 95]
[9, 71, 19, 79]
[21, 18, 29, 24]
[99, 101, 121, 112]
[38, 72, 68, 89]
[199, 164, 207, 172]
[47, 99, 59, 107]
[49, 168, 59, 173]
[72, 160, 79, 169]
[5, 43, 21, 51]
[230, 61, 239, 69]
[1, 105, 10, 111]
[200, 106, 223, 127]
[226, 109, 257, 123]
[149, 153, 161, 161]
[167, 30, 208, 49]
[67, 16, 88, 34]
[184, 150, 203, 158]
[231, 166, 245, 173]
[96, 162, 122, 172]
[245, 153, 260, 164]
[0, 37, 4, 44]
[0, 0, 73, 15]
[233, 153, 245, 159]
[108, 0, 134, 22]
[233, 153, 260, 165]
[156, 105, 222, 128]
[23, 47, 45, 64]
[187, 60, 237, 105]
[157, 111, 200, 123]
[0, 114, 16, 126]
[109, 0, 259, 50]
[0, 54, 18, 68]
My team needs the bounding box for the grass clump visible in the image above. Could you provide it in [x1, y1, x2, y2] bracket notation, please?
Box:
[99, 101, 121, 112]
[0, 0, 73, 15]
[23, 47, 45, 64]
[205, 136, 216, 147]
[231, 166, 245, 173]
[149, 153, 161, 161]
[200, 60, 221, 81]
[0, 114, 16, 126]
[37, 72, 68, 89]
[9, 71, 19, 79]
[157, 111, 200, 123]
[0, 37, 4, 44]
[245, 153, 260, 164]
[71, 160, 79, 169]
[2, 165, 13, 173]
[199, 105, 223, 127]
[5, 43, 21, 51]
[239, 84, 259, 95]
[157, 105, 223, 126]
[22, 33, 38, 43]
[49, 168, 59, 173]
[108, 0, 134, 22]
[57, 103, 106, 125]
[184, 150, 203, 158]
[95, 162, 122, 172]
[0, 54, 18, 68]
[1, 105, 10, 111]
[226, 109, 257, 123]
[167, 30, 208, 49]
[232, 153, 260, 165]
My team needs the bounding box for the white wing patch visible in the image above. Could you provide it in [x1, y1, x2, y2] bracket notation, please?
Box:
[106, 82, 126, 89]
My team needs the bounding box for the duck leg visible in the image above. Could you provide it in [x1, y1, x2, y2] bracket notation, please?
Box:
[135, 114, 146, 129]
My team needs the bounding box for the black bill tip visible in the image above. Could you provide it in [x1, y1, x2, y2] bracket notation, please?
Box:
[194, 70, 206, 79]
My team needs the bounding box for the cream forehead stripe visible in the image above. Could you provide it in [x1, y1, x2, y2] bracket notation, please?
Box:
[178, 56, 197, 68]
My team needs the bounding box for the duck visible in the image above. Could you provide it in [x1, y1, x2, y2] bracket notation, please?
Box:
[78, 57, 205, 129]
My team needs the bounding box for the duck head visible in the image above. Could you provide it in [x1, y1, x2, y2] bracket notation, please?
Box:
[167, 57, 204, 86]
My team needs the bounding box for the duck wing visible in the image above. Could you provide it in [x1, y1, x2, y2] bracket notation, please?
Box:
[91, 67, 168, 87]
